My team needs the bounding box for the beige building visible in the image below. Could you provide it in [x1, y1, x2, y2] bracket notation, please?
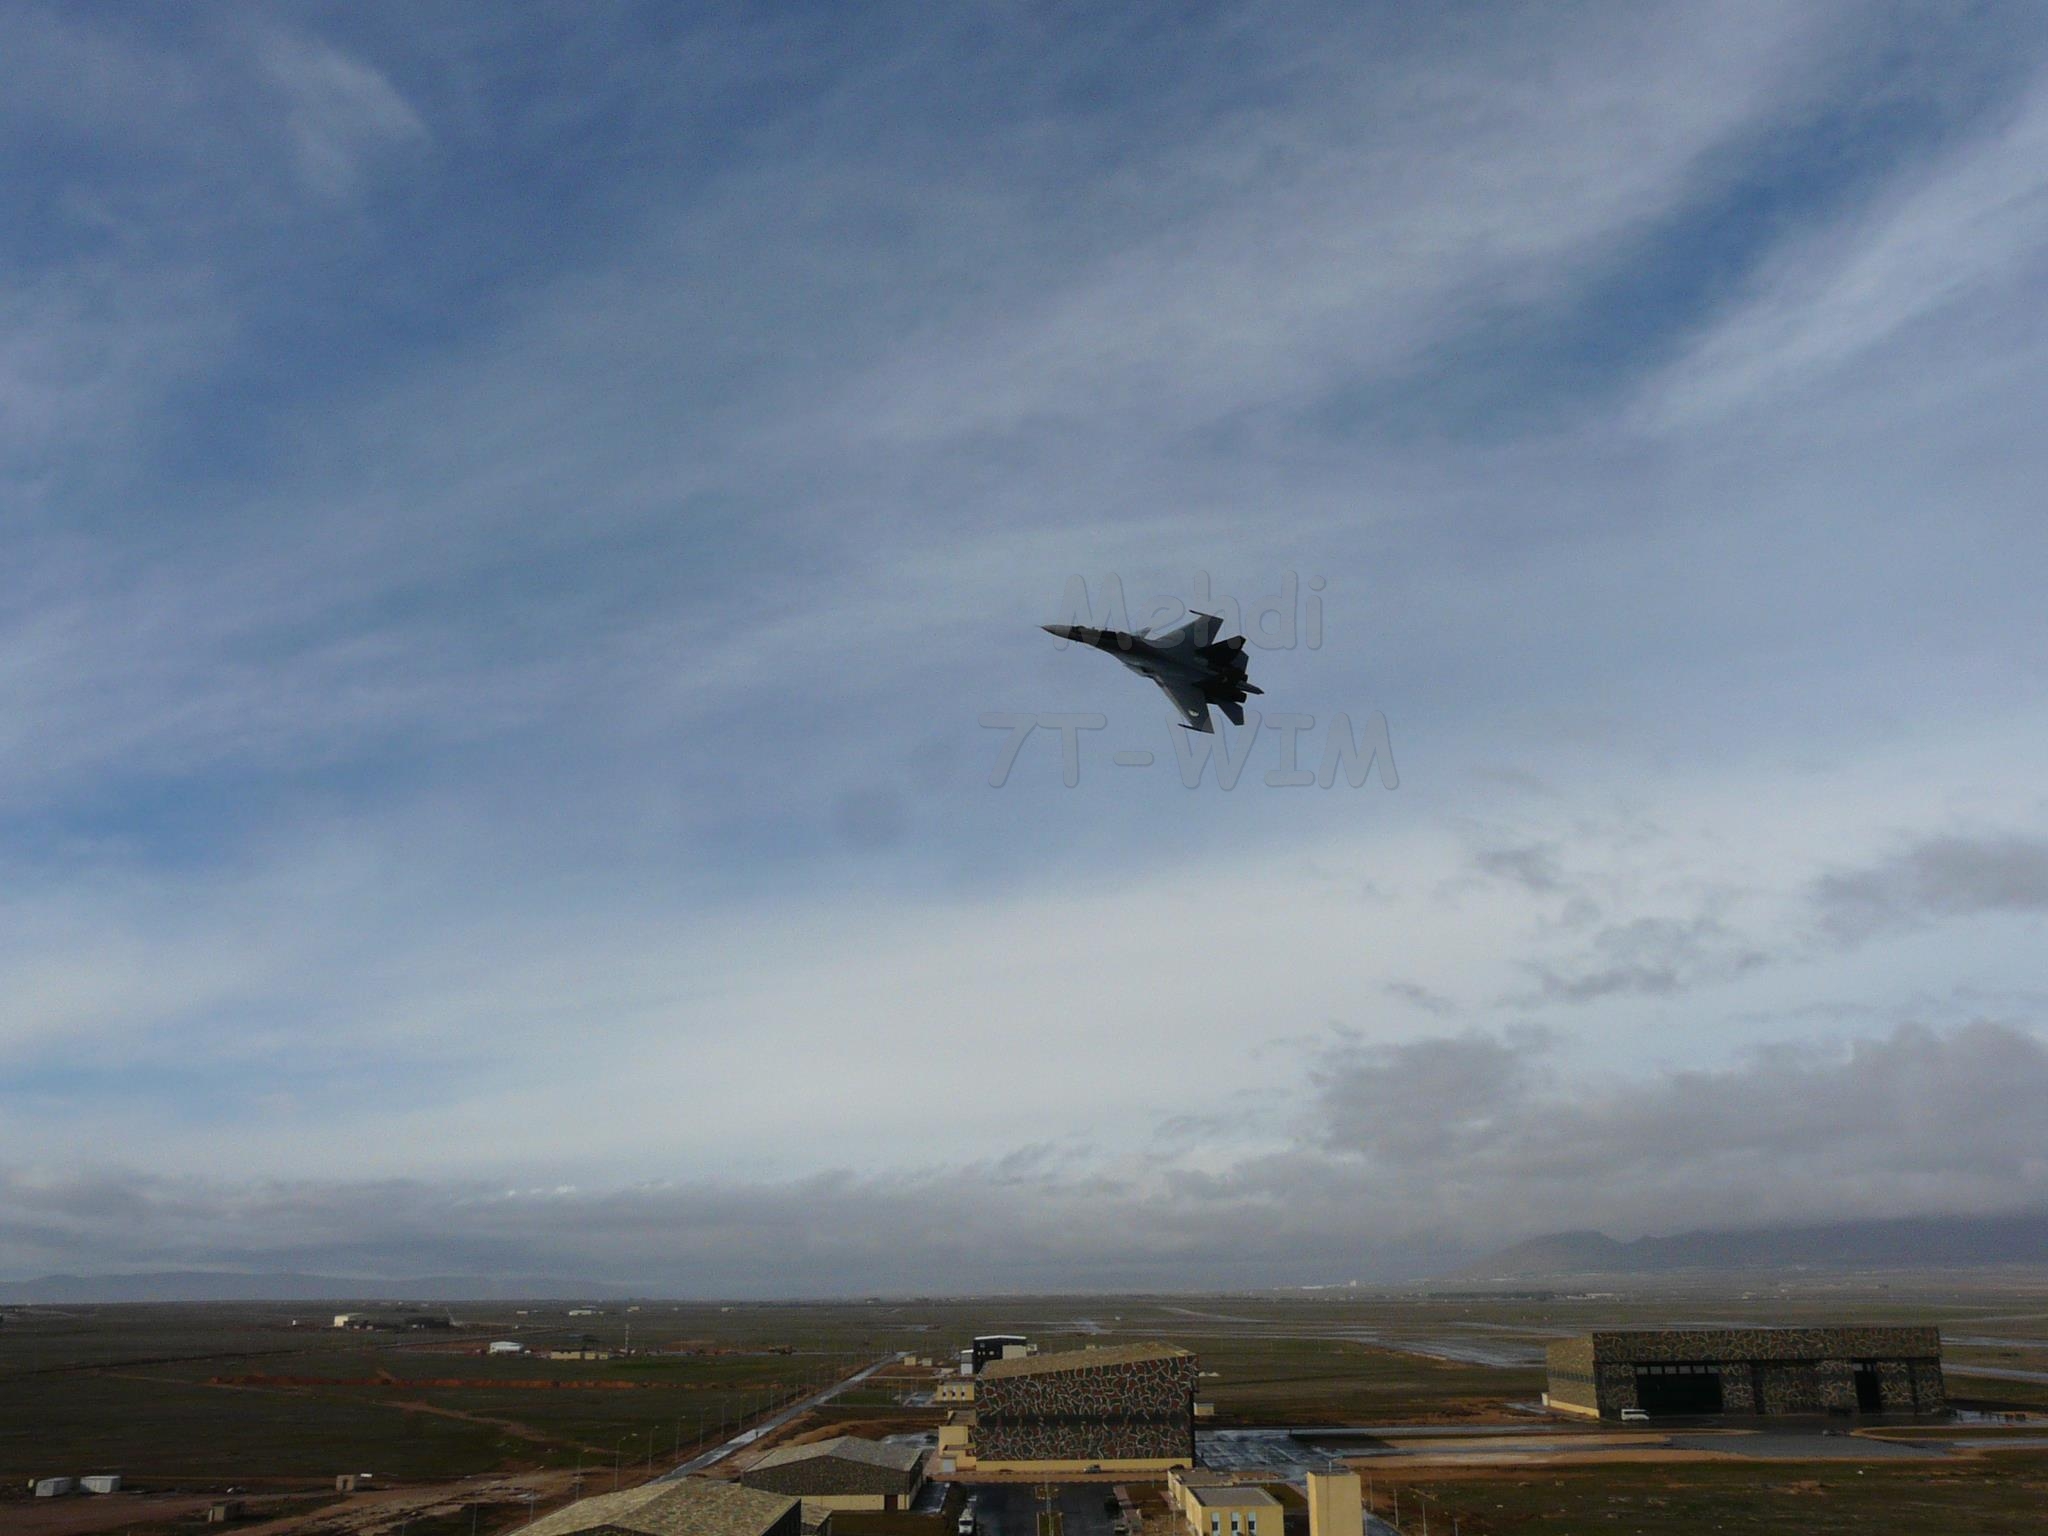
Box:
[1305, 1471, 1361, 1536]
[934, 1379, 975, 1404]
[738, 1437, 925, 1522]
[935, 1412, 974, 1473]
[522, 1478, 800, 1536]
[1167, 1471, 1280, 1536]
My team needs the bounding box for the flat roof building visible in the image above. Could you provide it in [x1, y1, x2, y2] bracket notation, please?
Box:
[739, 1436, 925, 1520]
[968, 1342, 1197, 1473]
[522, 1478, 800, 1536]
[1546, 1327, 1945, 1420]
[1167, 1471, 1281, 1536]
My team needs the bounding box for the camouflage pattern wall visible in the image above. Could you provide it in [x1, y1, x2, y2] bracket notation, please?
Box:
[1547, 1327, 1945, 1419]
[974, 1352, 1198, 1464]
[1543, 1334, 1598, 1413]
[739, 1457, 919, 1500]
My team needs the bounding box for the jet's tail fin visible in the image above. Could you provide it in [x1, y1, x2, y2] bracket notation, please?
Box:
[1218, 699, 1245, 727]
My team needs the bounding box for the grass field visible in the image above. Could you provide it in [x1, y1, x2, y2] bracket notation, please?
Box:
[1366, 1454, 2048, 1535]
[0, 1302, 879, 1482]
[2, 1276, 2045, 1522]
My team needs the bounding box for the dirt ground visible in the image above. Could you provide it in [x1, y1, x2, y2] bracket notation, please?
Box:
[2, 1468, 607, 1536]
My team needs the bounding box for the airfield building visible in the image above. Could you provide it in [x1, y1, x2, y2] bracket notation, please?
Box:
[970, 1335, 1032, 1373]
[738, 1435, 925, 1519]
[1546, 1326, 1945, 1419]
[1169, 1472, 1282, 1536]
[966, 1342, 1198, 1473]
[522, 1477, 799, 1536]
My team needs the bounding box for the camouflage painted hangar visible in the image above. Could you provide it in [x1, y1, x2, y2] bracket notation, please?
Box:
[1546, 1327, 1945, 1419]
[966, 1342, 1198, 1472]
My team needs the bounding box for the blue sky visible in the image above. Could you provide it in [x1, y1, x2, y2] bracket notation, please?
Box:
[4, 0, 2048, 1290]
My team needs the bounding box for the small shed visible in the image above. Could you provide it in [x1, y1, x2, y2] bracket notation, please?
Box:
[206, 1500, 245, 1523]
[33, 1477, 76, 1498]
[81, 1474, 123, 1494]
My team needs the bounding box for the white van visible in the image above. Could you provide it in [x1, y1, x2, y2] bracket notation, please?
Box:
[1619, 1407, 1650, 1423]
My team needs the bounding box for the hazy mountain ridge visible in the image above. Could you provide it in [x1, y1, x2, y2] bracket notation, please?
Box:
[0, 1271, 633, 1304]
[1454, 1211, 2048, 1280]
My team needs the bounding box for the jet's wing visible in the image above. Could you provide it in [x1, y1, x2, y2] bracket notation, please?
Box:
[1160, 611, 1222, 649]
[1154, 675, 1215, 732]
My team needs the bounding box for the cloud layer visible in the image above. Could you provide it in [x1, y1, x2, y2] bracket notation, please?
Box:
[7, 1018, 2043, 1291]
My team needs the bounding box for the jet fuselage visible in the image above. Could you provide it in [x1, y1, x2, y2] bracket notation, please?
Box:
[1040, 616, 1260, 731]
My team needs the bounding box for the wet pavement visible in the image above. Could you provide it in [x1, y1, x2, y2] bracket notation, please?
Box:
[969, 1483, 1119, 1536]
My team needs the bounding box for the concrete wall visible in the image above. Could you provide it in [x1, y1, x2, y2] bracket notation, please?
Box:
[1306, 1471, 1361, 1536]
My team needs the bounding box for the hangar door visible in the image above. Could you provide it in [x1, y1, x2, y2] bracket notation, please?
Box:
[1632, 1363, 1724, 1415]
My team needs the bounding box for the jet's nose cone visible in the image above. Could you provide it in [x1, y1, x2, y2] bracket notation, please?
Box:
[1042, 624, 1076, 639]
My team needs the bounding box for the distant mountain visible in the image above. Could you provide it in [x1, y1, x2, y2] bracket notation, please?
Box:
[1452, 1210, 2048, 1281]
[0, 1271, 634, 1304]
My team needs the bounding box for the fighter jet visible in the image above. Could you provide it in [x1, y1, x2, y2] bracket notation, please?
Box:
[1041, 612, 1261, 732]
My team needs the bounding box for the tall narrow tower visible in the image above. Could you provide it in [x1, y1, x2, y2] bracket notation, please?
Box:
[1307, 1471, 1362, 1536]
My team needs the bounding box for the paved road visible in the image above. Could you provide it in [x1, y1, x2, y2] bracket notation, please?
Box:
[660, 1355, 896, 1478]
[1946, 1362, 2048, 1384]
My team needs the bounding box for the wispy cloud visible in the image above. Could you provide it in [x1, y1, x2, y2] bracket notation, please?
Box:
[1647, 77, 2048, 425]
[254, 29, 427, 198]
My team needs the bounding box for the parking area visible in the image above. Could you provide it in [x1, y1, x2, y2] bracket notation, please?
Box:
[962, 1484, 1123, 1536]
